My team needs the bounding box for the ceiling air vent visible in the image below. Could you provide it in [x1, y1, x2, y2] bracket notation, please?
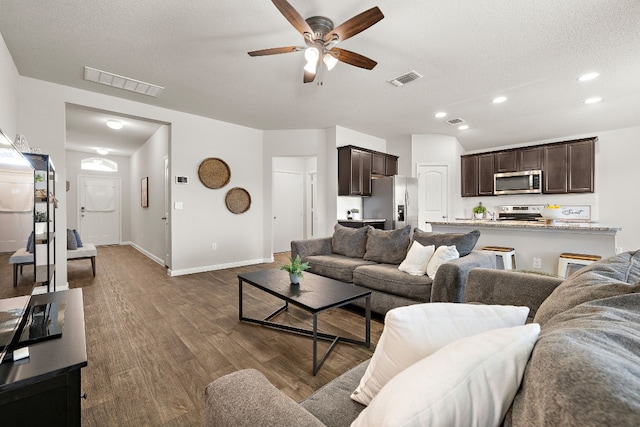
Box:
[446, 118, 466, 126]
[388, 70, 423, 87]
[84, 66, 164, 97]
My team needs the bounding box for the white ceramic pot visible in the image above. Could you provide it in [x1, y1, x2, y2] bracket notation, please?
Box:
[352, 212, 361, 220]
[289, 272, 301, 285]
[474, 213, 484, 219]
[35, 222, 47, 234]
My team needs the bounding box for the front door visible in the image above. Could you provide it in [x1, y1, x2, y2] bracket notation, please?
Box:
[78, 176, 121, 245]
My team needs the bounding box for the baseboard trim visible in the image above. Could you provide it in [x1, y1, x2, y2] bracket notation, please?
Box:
[125, 242, 166, 267]
[168, 258, 273, 277]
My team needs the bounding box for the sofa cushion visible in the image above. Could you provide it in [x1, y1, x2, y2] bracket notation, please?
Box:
[412, 228, 480, 257]
[511, 294, 640, 426]
[352, 324, 540, 427]
[306, 254, 376, 283]
[534, 250, 640, 325]
[398, 241, 435, 276]
[300, 360, 369, 426]
[331, 224, 370, 258]
[353, 264, 432, 301]
[351, 302, 530, 406]
[426, 245, 459, 279]
[363, 225, 412, 265]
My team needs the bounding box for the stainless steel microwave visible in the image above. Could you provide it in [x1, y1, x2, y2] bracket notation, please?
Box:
[494, 170, 542, 195]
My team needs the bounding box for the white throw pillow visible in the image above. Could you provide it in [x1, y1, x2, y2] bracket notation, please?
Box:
[351, 323, 541, 427]
[426, 245, 459, 278]
[398, 241, 435, 276]
[350, 303, 530, 406]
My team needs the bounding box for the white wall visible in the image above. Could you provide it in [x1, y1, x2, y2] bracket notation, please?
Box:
[65, 150, 131, 241]
[0, 32, 19, 137]
[387, 134, 412, 176]
[17, 76, 265, 283]
[130, 126, 168, 264]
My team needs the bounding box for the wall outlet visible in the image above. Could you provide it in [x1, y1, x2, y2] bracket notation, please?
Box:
[211, 243, 217, 251]
[533, 257, 542, 269]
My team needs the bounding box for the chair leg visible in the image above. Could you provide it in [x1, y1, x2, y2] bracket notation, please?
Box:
[91, 256, 96, 276]
[13, 264, 18, 287]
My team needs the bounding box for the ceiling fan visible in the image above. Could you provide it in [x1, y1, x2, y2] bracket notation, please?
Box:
[248, 0, 384, 84]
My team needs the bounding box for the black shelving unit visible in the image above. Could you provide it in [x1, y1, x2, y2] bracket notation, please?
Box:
[24, 153, 56, 292]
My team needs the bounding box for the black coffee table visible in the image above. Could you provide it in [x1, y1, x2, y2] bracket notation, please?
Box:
[238, 269, 371, 375]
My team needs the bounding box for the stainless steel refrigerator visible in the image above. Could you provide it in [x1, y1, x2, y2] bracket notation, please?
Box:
[363, 176, 419, 230]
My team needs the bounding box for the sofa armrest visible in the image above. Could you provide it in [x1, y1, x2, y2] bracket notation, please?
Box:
[291, 237, 333, 261]
[431, 250, 496, 303]
[464, 268, 564, 320]
[205, 369, 324, 427]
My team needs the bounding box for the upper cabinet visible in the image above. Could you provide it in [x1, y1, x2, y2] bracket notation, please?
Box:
[338, 146, 398, 196]
[517, 146, 543, 171]
[461, 137, 596, 196]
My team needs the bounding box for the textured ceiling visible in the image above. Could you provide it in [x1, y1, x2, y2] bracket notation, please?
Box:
[1, 0, 640, 153]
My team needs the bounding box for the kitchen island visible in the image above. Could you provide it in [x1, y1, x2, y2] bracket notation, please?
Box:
[428, 219, 621, 275]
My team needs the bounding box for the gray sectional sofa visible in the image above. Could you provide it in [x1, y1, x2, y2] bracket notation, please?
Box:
[205, 250, 640, 426]
[291, 224, 495, 315]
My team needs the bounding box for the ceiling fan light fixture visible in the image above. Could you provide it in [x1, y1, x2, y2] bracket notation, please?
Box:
[304, 47, 319, 63]
[323, 53, 338, 70]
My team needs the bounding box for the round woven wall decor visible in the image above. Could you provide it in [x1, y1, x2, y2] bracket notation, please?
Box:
[198, 157, 231, 189]
[225, 187, 251, 214]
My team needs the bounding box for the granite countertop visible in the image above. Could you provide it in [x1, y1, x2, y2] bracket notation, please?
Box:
[338, 218, 386, 223]
[428, 219, 621, 233]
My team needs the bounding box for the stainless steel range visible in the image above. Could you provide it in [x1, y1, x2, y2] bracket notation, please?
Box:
[497, 205, 544, 222]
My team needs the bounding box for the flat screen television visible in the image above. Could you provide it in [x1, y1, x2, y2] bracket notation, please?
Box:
[0, 129, 63, 363]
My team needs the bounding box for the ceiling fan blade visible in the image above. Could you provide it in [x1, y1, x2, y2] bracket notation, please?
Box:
[272, 0, 313, 36]
[248, 46, 300, 56]
[331, 48, 377, 70]
[325, 7, 384, 42]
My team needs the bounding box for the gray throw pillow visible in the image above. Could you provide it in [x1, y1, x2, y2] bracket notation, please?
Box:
[363, 225, 412, 265]
[412, 229, 480, 257]
[67, 229, 78, 250]
[331, 224, 370, 258]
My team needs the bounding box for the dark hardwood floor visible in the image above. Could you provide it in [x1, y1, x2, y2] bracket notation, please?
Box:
[1, 246, 383, 426]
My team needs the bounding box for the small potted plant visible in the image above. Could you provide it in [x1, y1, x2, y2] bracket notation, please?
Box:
[34, 210, 48, 234]
[351, 208, 360, 220]
[472, 203, 486, 219]
[280, 255, 310, 285]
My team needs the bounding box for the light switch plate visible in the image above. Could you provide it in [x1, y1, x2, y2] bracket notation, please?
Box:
[175, 202, 183, 210]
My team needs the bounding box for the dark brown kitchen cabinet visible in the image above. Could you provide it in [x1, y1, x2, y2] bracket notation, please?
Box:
[478, 153, 495, 195]
[461, 155, 479, 197]
[495, 151, 517, 172]
[517, 146, 543, 170]
[543, 144, 568, 193]
[567, 139, 594, 192]
[338, 146, 372, 196]
[385, 155, 398, 176]
[372, 152, 386, 175]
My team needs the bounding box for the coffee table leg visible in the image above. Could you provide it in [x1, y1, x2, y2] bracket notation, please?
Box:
[238, 278, 243, 320]
[365, 295, 371, 347]
[312, 314, 318, 375]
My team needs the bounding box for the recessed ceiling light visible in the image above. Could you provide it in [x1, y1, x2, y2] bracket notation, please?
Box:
[434, 112, 447, 118]
[458, 124, 469, 130]
[578, 72, 600, 82]
[492, 96, 507, 104]
[106, 119, 123, 130]
[96, 148, 109, 155]
[584, 97, 602, 104]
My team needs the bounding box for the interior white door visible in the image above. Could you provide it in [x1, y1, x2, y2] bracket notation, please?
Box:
[417, 165, 448, 225]
[273, 170, 304, 253]
[78, 176, 121, 245]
